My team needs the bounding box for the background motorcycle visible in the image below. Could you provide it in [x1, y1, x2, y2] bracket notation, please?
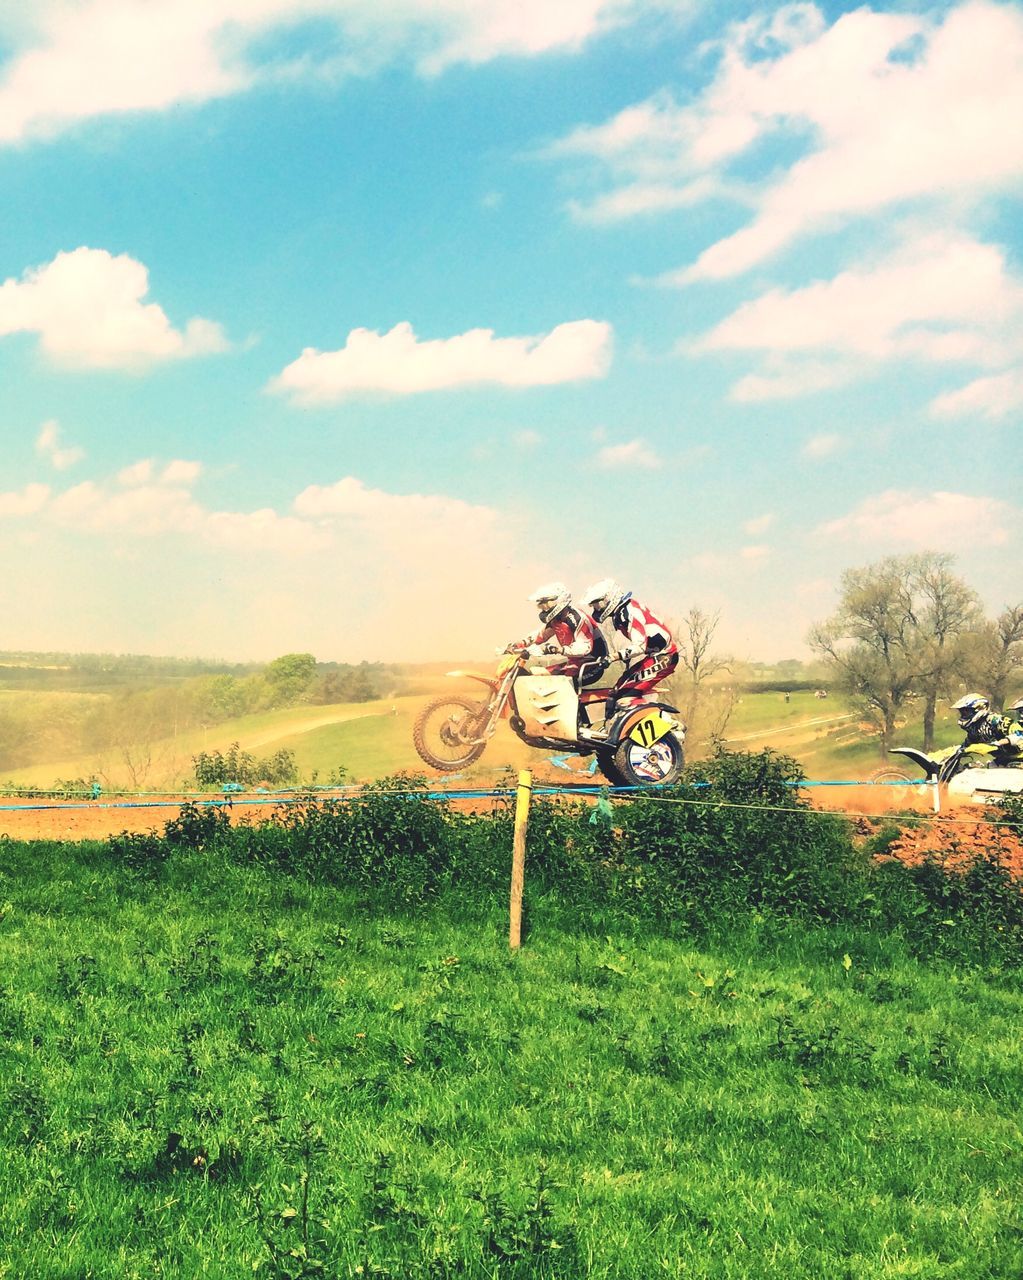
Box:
[412, 652, 686, 787]
[872, 742, 1023, 803]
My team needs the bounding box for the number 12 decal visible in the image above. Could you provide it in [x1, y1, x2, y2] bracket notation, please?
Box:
[628, 713, 672, 747]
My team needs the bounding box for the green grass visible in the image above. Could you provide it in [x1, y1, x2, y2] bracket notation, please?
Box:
[0, 838, 1021, 1278]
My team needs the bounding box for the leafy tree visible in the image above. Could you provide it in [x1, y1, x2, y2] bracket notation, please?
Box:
[195, 673, 251, 722]
[264, 653, 316, 707]
[810, 553, 995, 754]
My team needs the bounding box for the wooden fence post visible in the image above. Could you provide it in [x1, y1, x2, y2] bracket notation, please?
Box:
[509, 770, 532, 950]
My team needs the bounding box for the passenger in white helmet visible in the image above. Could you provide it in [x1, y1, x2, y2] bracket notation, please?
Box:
[581, 578, 679, 702]
[505, 581, 608, 684]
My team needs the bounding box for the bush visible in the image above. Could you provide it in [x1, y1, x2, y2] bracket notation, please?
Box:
[232, 774, 455, 905]
[192, 743, 298, 788]
[108, 830, 172, 876]
[568, 747, 866, 930]
[162, 802, 231, 851]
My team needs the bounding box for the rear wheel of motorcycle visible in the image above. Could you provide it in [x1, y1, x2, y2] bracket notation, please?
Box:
[596, 750, 623, 787]
[611, 731, 685, 787]
[413, 696, 489, 771]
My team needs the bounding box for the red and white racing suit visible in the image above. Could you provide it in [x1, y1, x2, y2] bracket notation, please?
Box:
[604, 597, 678, 697]
[511, 607, 608, 684]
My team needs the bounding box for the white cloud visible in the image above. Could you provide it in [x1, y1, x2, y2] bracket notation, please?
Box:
[551, 2, 1023, 280]
[930, 368, 1023, 421]
[0, 483, 51, 517]
[161, 459, 204, 486]
[204, 509, 330, 554]
[293, 476, 497, 556]
[728, 362, 859, 403]
[0, 459, 320, 551]
[117, 458, 203, 487]
[742, 513, 773, 536]
[694, 230, 1023, 402]
[269, 318, 612, 404]
[0, 248, 228, 368]
[0, 1, 675, 145]
[819, 489, 1015, 550]
[567, 176, 726, 225]
[740, 544, 770, 562]
[35, 419, 84, 470]
[513, 429, 542, 450]
[698, 233, 1023, 360]
[21, 466, 490, 592]
[801, 434, 843, 459]
[0, 463, 542, 659]
[594, 438, 660, 469]
[117, 459, 154, 486]
[689, 2, 1023, 282]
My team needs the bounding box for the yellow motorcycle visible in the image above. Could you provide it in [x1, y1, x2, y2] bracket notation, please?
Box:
[873, 741, 1023, 803]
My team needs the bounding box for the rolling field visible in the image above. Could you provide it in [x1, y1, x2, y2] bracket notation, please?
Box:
[1, 680, 964, 795]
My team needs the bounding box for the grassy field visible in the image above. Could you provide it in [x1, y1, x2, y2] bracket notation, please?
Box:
[1, 831, 1020, 1279]
[1, 682, 966, 792]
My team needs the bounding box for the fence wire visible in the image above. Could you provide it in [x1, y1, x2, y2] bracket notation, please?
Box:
[0, 775, 1019, 832]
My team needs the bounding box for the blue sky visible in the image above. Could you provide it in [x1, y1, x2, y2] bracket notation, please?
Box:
[0, 0, 1020, 663]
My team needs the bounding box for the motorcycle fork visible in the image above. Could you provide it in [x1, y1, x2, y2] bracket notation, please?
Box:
[478, 675, 516, 740]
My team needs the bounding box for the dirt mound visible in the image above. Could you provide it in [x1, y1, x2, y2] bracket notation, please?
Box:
[861, 815, 1023, 879]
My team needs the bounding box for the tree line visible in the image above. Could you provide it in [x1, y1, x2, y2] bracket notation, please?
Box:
[0, 654, 404, 778]
[808, 552, 1022, 754]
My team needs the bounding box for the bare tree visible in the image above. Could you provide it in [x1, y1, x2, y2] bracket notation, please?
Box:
[961, 603, 1023, 710]
[679, 608, 731, 687]
[911, 554, 981, 749]
[666, 608, 735, 751]
[808, 557, 922, 756]
[89, 688, 174, 789]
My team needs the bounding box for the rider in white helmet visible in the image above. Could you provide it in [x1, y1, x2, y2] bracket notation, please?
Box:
[581, 578, 679, 701]
[506, 581, 608, 683]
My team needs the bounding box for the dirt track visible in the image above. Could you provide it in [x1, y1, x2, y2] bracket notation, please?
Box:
[0, 796, 286, 842]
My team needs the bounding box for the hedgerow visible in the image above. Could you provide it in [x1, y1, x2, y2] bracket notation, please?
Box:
[102, 748, 1023, 968]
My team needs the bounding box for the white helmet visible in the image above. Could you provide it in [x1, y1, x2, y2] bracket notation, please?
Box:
[582, 578, 628, 623]
[528, 581, 571, 624]
[1008, 697, 1023, 716]
[952, 693, 990, 730]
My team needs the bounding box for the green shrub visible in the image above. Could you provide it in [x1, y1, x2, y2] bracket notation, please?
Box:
[162, 801, 231, 851]
[192, 742, 298, 788]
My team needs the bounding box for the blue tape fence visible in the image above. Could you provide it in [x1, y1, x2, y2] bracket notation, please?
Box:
[0, 775, 934, 814]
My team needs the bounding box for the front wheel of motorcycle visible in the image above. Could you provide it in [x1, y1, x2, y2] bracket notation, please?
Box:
[611, 731, 685, 787]
[868, 766, 920, 808]
[413, 696, 489, 771]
